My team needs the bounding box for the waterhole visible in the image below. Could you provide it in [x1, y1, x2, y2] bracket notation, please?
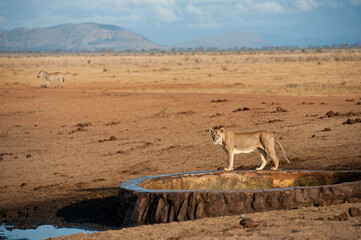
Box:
[0, 224, 96, 240]
[117, 170, 361, 226]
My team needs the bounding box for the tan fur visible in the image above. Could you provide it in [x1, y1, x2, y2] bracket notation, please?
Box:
[209, 126, 290, 171]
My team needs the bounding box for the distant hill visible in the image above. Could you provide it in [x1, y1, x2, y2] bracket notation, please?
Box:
[174, 29, 269, 49]
[0, 23, 160, 52]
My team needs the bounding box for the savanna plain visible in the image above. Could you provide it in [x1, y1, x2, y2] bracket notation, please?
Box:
[0, 50, 361, 239]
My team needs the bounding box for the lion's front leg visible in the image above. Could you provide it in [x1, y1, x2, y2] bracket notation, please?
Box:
[224, 151, 234, 171]
[256, 148, 267, 171]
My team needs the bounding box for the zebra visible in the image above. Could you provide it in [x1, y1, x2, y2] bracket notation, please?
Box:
[37, 71, 65, 88]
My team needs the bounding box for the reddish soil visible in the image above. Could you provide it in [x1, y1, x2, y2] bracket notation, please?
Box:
[0, 51, 360, 239]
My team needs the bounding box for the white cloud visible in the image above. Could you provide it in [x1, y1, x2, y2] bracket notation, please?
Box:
[119, 0, 178, 9]
[28, 0, 182, 24]
[253, 1, 284, 13]
[154, 6, 179, 22]
[295, 0, 319, 12]
[236, 0, 285, 14]
[235, 0, 341, 14]
[235, 2, 248, 12]
[187, 4, 204, 15]
[29, 0, 178, 11]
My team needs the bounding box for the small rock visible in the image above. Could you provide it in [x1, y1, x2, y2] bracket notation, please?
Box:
[210, 99, 227, 103]
[240, 218, 255, 228]
[325, 111, 336, 117]
[109, 136, 117, 141]
[342, 118, 361, 125]
[347, 111, 356, 116]
[26, 154, 31, 158]
[276, 106, 288, 112]
[210, 113, 222, 118]
[267, 119, 283, 123]
[76, 126, 86, 131]
[330, 212, 348, 221]
[233, 107, 250, 112]
[349, 207, 361, 217]
[322, 128, 331, 132]
[76, 122, 92, 128]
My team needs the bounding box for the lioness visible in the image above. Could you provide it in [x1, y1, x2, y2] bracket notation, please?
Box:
[209, 126, 290, 171]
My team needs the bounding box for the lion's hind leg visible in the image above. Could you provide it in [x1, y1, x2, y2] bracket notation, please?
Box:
[256, 148, 267, 170]
[267, 149, 279, 171]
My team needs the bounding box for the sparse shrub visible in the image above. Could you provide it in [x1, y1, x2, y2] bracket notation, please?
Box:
[160, 67, 171, 71]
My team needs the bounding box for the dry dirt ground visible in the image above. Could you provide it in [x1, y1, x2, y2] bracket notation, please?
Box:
[0, 50, 361, 239]
[53, 202, 361, 240]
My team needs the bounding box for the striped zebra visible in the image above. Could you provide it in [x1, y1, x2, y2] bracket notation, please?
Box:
[37, 71, 65, 88]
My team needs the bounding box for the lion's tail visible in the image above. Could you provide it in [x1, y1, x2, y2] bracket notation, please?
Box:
[275, 141, 291, 164]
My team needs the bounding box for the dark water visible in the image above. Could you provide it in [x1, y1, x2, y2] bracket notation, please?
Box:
[0, 224, 97, 240]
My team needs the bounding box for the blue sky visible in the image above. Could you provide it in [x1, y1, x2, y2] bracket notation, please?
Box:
[0, 0, 360, 46]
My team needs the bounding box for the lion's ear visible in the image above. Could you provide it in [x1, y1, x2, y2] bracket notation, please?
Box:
[220, 127, 224, 133]
[209, 128, 213, 133]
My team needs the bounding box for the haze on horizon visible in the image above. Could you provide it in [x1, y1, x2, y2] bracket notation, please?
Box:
[0, 0, 360, 47]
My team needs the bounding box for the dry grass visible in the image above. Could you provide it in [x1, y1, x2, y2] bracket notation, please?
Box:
[0, 49, 360, 96]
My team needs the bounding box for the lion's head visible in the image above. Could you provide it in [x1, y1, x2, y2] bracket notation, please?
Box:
[209, 126, 225, 145]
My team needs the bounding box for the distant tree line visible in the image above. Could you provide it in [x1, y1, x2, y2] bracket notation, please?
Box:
[0, 42, 359, 54]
